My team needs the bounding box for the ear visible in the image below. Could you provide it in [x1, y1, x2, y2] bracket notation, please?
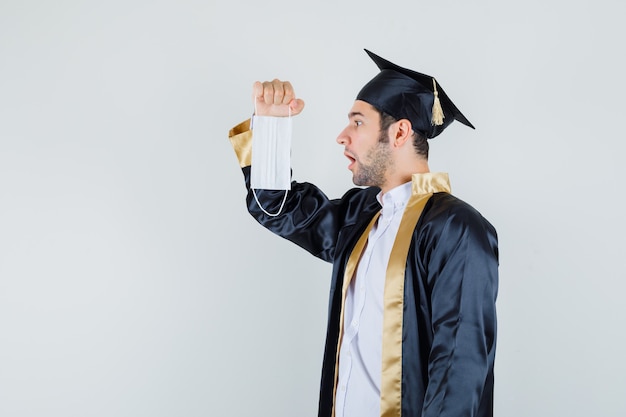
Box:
[392, 119, 413, 148]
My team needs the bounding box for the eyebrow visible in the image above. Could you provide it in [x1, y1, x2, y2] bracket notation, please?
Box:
[348, 111, 365, 119]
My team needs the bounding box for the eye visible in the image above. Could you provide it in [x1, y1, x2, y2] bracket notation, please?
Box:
[354, 120, 363, 127]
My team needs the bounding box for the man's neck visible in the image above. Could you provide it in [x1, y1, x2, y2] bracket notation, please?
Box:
[380, 165, 430, 195]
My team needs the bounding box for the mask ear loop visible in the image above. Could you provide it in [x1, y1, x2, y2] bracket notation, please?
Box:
[251, 99, 290, 217]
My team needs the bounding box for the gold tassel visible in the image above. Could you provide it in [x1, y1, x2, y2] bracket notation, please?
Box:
[431, 78, 444, 126]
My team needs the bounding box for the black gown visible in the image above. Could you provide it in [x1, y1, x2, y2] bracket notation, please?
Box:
[229, 120, 499, 417]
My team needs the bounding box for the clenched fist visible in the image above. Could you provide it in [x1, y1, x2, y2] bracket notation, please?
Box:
[252, 79, 305, 117]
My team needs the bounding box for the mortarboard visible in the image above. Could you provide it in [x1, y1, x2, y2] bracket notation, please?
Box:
[356, 49, 475, 139]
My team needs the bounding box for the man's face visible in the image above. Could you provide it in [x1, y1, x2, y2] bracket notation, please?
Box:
[337, 100, 392, 188]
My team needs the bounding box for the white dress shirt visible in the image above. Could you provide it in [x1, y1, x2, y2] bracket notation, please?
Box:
[335, 181, 413, 417]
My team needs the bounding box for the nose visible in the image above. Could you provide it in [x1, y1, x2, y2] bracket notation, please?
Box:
[336, 127, 349, 145]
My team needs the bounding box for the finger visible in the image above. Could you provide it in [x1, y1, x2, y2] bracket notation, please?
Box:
[262, 81, 275, 105]
[282, 81, 296, 105]
[252, 81, 264, 101]
[271, 79, 286, 105]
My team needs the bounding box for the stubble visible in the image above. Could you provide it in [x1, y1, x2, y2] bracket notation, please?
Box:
[353, 132, 392, 187]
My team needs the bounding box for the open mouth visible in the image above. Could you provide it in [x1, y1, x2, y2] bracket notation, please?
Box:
[344, 152, 356, 169]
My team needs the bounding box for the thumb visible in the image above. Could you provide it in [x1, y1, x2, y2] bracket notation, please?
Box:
[289, 98, 305, 116]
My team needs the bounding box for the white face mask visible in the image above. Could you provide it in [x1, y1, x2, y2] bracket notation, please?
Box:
[250, 114, 292, 191]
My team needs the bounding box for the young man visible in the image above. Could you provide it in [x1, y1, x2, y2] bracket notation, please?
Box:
[228, 50, 499, 417]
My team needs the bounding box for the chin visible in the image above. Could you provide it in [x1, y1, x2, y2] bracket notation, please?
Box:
[352, 178, 367, 187]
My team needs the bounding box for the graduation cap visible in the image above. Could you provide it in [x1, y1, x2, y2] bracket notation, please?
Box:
[356, 49, 474, 139]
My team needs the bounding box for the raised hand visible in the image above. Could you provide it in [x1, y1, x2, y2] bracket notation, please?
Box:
[252, 79, 305, 117]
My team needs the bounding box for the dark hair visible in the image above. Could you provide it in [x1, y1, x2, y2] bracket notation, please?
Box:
[379, 111, 429, 159]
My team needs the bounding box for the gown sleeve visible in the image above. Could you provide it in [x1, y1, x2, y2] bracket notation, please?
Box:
[420, 196, 499, 417]
[228, 119, 378, 263]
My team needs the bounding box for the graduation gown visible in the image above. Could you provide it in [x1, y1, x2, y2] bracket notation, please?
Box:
[229, 120, 499, 417]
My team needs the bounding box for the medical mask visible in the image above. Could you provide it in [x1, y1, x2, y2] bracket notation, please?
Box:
[251, 114, 292, 190]
[250, 107, 292, 216]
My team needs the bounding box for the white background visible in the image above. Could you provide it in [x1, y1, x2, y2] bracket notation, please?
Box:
[1, 1, 625, 416]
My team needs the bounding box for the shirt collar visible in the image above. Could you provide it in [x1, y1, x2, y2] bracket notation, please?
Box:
[376, 181, 413, 214]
